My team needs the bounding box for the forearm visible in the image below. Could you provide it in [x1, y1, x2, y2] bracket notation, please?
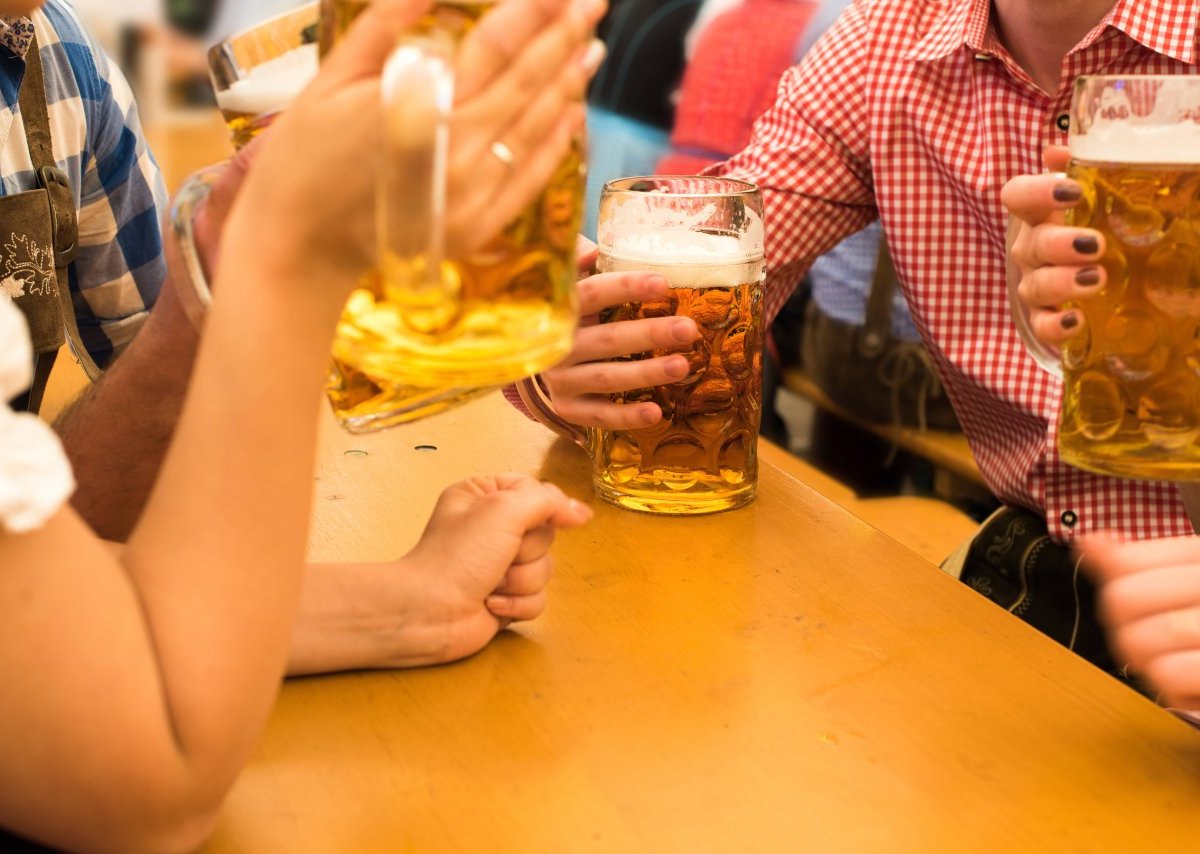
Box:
[288, 561, 452, 676]
[56, 255, 200, 541]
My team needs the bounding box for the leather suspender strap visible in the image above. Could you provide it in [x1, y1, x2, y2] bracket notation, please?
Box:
[858, 236, 897, 359]
[18, 34, 96, 382]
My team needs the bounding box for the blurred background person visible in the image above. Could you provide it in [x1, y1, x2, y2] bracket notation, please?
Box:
[584, 0, 703, 238]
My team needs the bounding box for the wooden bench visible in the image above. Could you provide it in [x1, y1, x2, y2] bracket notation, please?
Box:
[779, 366, 991, 503]
[759, 439, 978, 566]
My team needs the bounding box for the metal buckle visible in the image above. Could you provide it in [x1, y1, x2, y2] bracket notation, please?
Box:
[37, 165, 77, 267]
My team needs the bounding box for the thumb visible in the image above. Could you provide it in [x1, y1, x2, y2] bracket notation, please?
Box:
[313, 0, 434, 87]
[1043, 144, 1070, 173]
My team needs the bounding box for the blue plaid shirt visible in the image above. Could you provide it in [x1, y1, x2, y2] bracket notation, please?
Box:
[0, 3, 167, 369]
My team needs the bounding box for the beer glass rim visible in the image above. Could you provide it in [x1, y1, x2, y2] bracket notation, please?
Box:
[604, 176, 760, 199]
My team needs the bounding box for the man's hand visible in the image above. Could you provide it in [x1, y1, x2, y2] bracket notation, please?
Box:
[539, 238, 701, 430]
[1002, 145, 1106, 345]
[1081, 535, 1200, 710]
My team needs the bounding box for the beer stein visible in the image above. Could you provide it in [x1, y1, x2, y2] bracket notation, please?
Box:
[321, 0, 584, 432]
[521, 177, 766, 515]
[209, 2, 320, 148]
[1010, 74, 1200, 480]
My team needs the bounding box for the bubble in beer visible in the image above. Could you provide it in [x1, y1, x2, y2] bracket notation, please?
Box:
[1103, 307, 1170, 380]
[1145, 234, 1200, 316]
[1105, 173, 1168, 247]
[1137, 378, 1200, 451]
[1074, 370, 1125, 441]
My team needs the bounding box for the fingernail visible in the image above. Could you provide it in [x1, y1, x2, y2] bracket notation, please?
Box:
[670, 318, 696, 342]
[1053, 182, 1083, 203]
[643, 274, 669, 294]
[639, 406, 660, 425]
[1061, 311, 1080, 330]
[1073, 235, 1100, 255]
[1075, 266, 1101, 286]
[664, 356, 690, 380]
[580, 38, 606, 77]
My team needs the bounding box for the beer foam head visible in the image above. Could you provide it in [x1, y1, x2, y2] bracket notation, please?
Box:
[215, 43, 318, 116]
[1071, 77, 1200, 164]
[599, 230, 764, 289]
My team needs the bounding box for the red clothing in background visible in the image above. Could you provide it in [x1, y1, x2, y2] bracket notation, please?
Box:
[658, 0, 818, 174]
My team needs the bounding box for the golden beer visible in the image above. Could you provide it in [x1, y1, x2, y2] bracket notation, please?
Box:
[320, 0, 583, 431]
[1062, 160, 1200, 479]
[593, 252, 765, 514]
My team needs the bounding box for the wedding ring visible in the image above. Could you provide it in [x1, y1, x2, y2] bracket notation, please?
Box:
[490, 140, 516, 172]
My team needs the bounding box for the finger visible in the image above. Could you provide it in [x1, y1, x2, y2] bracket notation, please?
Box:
[449, 106, 584, 252]
[577, 271, 670, 316]
[1144, 649, 1200, 709]
[550, 354, 693, 396]
[494, 553, 555, 595]
[1001, 173, 1083, 225]
[486, 588, 550, 622]
[577, 235, 599, 275]
[1018, 264, 1106, 309]
[1043, 145, 1070, 173]
[551, 394, 663, 430]
[566, 316, 699, 364]
[1098, 564, 1200, 626]
[1029, 308, 1086, 346]
[1114, 607, 1200, 673]
[1081, 534, 1200, 583]
[312, 0, 432, 87]
[1027, 223, 1105, 267]
[457, 0, 604, 102]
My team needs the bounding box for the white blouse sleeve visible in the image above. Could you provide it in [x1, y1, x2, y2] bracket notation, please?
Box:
[0, 298, 74, 534]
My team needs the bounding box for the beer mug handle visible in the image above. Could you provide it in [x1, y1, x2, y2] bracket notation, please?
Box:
[168, 164, 226, 330]
[516, 376, 591, 448]
[378, 31, 456, 309]
[1005, 223, 1064, 380]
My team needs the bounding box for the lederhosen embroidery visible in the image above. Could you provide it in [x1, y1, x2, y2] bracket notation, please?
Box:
[5, 32, 90, 415]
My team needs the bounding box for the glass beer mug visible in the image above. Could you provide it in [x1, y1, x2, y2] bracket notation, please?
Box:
[1011, 75, 1200, 480]
[522, 177, 766, 515]
[320, 0, 584, 431]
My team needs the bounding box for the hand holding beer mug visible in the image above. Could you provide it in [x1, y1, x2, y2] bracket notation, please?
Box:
[320, 0, 596, 431]
[521, 177, 766, 515]
[1009, 75, 1200, 480]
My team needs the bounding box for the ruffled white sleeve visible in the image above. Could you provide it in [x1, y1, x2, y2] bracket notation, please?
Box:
[0, 298, 74, 534]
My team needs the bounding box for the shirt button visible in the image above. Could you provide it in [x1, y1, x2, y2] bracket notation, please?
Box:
[1055, 113, 1071, 132]
[1061, 510, 1078, 528]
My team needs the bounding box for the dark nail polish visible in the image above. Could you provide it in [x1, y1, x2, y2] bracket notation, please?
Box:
[1061, 312, 1080, 330]
[1053, 183, 1083, 203]
[629, 180, 657, 192]
[1075, 267, 1102, 286]
[1073, 235, 1100, 255]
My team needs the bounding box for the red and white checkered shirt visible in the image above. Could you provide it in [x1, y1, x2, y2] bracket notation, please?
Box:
[715, 0, 1200, 542]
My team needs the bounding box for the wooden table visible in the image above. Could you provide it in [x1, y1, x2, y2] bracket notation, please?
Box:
[206, 393, 1200, 853]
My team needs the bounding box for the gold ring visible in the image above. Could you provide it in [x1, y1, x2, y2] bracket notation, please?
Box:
[490, 140, 516, 170]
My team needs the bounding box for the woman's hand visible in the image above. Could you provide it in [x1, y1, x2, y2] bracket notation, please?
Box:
[400, 474, 592, 663]
[1002, 145, 1106, 346]
[224, 0, 604, 300]
[538, 237, 702, 430]
[1081, 535, 1200, 710]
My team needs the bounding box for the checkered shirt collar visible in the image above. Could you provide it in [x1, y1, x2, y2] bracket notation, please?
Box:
[906, 0, 1200, 65]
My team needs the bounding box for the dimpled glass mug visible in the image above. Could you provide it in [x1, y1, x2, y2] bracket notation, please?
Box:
[522, 177, 767, 515]
[1011, 75, 1200, 480]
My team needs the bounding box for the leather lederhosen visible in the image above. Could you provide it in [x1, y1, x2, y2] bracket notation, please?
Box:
[5, 33, 91, 415]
